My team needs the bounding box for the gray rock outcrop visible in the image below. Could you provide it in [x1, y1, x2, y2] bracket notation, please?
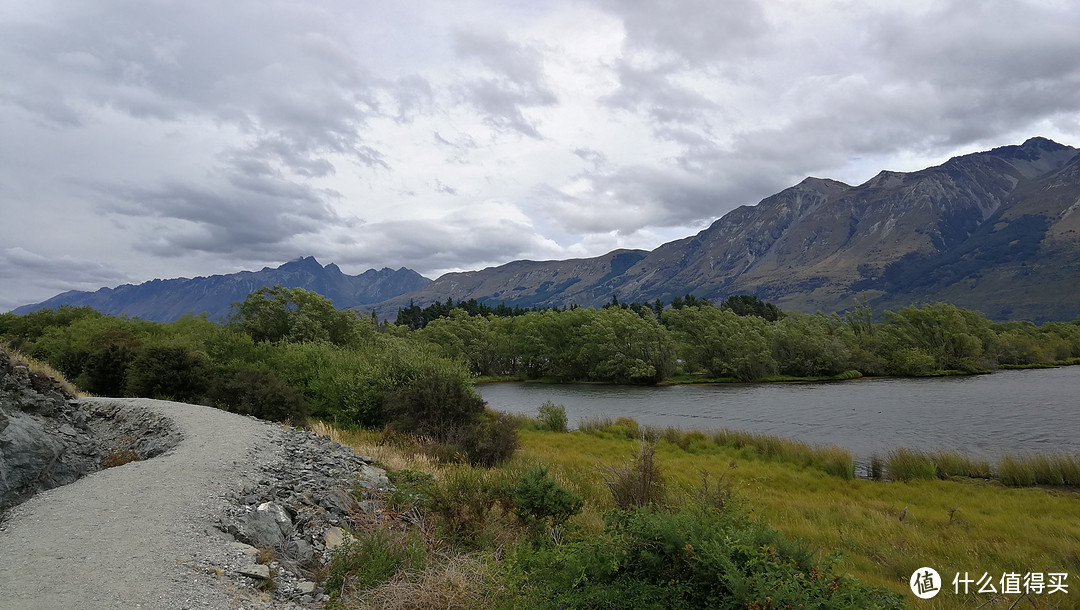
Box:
[0, 349, 182, 511]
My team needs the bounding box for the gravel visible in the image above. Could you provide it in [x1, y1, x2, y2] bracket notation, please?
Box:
[0, 397, 295, 610]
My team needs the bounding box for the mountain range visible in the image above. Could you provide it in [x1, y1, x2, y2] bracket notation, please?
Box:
[13, 258, 430, 322]
[373, 136, 1080, 322]
[14, 137, 1080, 323]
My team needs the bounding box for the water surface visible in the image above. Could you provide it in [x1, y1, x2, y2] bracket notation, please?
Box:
[478, 367, 1080, 459]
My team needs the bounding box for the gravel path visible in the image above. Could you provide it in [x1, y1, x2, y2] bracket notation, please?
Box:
[0, 397, 283, 610]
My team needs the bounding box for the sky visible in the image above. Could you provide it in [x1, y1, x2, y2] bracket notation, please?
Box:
[3, 0, 1080, 311]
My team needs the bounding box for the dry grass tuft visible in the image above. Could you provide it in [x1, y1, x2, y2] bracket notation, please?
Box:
[309, 421, 448, 475]
[335, 554, 502, 610]
[3, 347, 84, 397]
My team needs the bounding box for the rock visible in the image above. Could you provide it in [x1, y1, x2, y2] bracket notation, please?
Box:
[319, 487, 356, 516]
[282, 539, 314, 564]
[239, 502, 292, 547]
[229, 542, 261, 556]
[237, 564, 270, 580]
[323, 526, 348, 551]
[297, 581, 317, 594]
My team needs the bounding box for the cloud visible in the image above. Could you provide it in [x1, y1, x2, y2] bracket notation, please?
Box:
[94, 174, 349, 258]
[0, 248, 131, 310]
[452, 30, 558, 138]
[322, 201, 564, 277]
[3, 0, 1080, 311]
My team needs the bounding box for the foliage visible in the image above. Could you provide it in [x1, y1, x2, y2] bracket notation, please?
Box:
[507, 465, 584, 529]
[536, 401, 568, 433]
[325, 528, 427, 597]
[518, 504, 904, 609]
[454, 410, 520, 468]
[720, 294, 783, 321]
[208, 366, 310, 425]
[125, 345, 210, 402]
[229, 285, 368, 346]
[421, 467, 509, 549]
[600, 441, 666, 509]
[382, 364, 487, 438]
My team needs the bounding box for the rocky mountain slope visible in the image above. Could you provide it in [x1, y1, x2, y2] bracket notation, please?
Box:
[14, 257, 430, 322]
[377, 137, 1080, 321]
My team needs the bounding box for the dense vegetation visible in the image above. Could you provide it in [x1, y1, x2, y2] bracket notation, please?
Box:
[414, 296, 1080, 382]
[5, 290, 1080, 425]
[5, 289, 1078, 608]
[0, 287, 518, 466]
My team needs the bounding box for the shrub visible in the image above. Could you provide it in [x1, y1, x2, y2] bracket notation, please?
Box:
[519, 506, 905, 609]
[508, 466, 584, 530]
[600, 441, 666, 509]
[125, 345, 210, 402]
[382, 365, 486, 438]
[208, 366, 310, 424]
[452, 410, 520, 468]
[422, 467, 509, 549]
[76, 342, 138, 396]
[325, 528, 426, 597]
[536, 401, 568, 433]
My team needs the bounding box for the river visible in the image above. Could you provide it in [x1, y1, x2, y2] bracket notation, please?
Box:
[477, 367, 1080, 459]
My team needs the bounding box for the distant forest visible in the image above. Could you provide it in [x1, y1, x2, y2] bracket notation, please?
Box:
[3, 287, 1078, 433]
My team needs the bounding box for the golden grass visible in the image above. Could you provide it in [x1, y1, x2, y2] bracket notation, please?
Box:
[333, 554, 506, 610]
[308, 423, 448, 475]
[515, 429, 1080, 607]
[3, 346, 84, 397]
[315, 419, 1080, 609]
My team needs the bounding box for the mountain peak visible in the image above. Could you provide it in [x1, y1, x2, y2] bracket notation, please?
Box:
[280, 256, 324, 272]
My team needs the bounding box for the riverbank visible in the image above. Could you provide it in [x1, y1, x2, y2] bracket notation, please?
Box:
[315, 420, 1077, 609]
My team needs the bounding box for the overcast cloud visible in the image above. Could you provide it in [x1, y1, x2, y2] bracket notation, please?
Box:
[2, 0, 1079, 311]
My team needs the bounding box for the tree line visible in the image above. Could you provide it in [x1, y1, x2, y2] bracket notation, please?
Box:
[3, 286, 1079, 431]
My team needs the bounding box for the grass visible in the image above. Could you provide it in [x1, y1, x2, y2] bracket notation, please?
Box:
[998, 453, 1080, 486]
[3, 346, 83, 397]
[514, 429, 1080, 606]
[312, 419, 1080, 609]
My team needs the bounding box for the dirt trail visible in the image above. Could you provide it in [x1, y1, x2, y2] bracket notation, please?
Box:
[0, 397, 280, 610]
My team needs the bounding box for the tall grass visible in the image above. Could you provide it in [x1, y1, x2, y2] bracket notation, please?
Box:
[997, 453, 1080, 486]
[3, 346, 83, 397]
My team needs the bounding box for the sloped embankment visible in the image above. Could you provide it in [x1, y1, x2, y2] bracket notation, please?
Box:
[0, 349, 182, 510]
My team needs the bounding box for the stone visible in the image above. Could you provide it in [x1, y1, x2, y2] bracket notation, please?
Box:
[282, 539, 315, 564]
[323, 526, 348, 551]
[229, 542, 260, 556]
[237, 564, 270, 580]
[240, 502, 292, 547]
[318, 487, 356, 516]
[297, 581, 317, 594]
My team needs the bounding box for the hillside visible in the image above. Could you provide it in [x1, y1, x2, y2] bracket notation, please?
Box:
[14, 258, 430, 322]
[376, 137, 1080, 321]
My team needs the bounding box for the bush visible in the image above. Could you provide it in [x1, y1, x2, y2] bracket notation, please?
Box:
[422, 467, 509, 549]
[508, 466, 584, 530]
[600, 441, 666, 509]
[519, 506, 905, 609]
[382, 365, 486, 438]
[208, 366, 310, 424]
[456, 410, 520, 468]
[76, 342, 139, 396]
[125, 345, 210, 402]
[536, 401, 568, 433]
[325, 528, 426, 597]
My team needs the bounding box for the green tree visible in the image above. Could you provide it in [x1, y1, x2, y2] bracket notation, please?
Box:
[229, 286, 366, 346]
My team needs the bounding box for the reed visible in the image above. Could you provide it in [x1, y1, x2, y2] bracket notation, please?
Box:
[997, 453, 1080, 486]
[884, 448, 936, 481]
[928, 450, 992, 479]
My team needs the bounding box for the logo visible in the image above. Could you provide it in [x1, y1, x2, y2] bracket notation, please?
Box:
[911, 567, 941, 599]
